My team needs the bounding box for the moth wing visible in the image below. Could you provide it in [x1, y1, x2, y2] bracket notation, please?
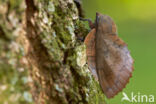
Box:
[84, 29, 98, 80]
[96, 33, 134, 98]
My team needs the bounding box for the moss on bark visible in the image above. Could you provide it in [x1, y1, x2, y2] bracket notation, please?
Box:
[0, 0, 106, 103]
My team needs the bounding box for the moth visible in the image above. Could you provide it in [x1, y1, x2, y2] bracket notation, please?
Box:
[84, 12, 134, 98]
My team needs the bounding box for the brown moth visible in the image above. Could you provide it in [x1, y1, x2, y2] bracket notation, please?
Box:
[84, 12, 134, 98]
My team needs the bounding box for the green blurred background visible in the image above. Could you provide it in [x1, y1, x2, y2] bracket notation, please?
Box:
[83, 0, 156, 103]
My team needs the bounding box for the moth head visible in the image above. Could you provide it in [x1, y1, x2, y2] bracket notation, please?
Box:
[95, 12, 117, 34]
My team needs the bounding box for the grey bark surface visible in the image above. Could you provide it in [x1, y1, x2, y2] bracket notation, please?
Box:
[0, 0, 106, 104]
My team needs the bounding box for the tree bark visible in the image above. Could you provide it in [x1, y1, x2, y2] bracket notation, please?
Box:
[0, 0, 106, 104]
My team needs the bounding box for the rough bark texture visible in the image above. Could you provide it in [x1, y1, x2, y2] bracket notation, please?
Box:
[0, 0, 106, 104]
[0, 0, 33, 104]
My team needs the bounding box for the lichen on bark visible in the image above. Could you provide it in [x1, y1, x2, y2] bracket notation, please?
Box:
[1, 0, 106, 103]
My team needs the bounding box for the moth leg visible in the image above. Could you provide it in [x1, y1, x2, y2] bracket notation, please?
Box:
[79, 17, 95, 29]
[77, 37, 84, 42]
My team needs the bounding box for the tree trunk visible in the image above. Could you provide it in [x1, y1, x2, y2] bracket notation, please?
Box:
[0, 0, 106, 104]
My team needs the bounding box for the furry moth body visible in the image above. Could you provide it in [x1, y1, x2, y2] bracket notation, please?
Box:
[84, 13, 134, 98]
